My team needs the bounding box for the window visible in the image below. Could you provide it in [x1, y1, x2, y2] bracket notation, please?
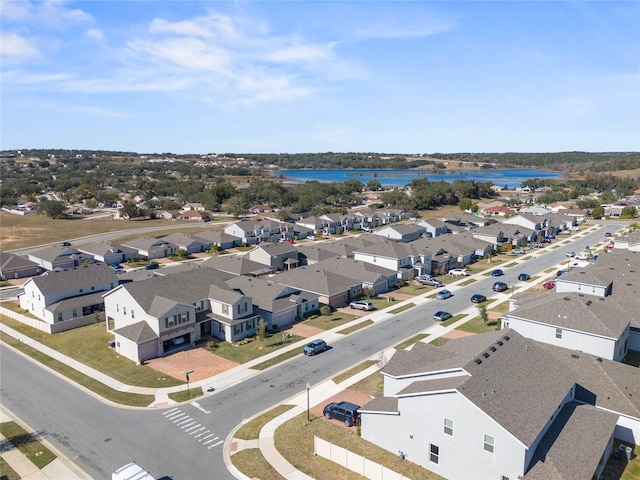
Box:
[444, 418, 453, 436]
[180, 312, 189, 324]
[166, 315, 176, 328]
[222, 304, 229, 315]
[123, 306, 127, 315]
[72, 309, 78, 318]
[555, 328, 563, 339]
[91, 286, 95, 291]
[57, 312, 63, 322]
[219, 323, 224, 333]
[79, 288, 84, 293]
[238, 302, 247, 314]
[234, 323, 243, 335]
[483, 434, 495, 454]
[131, 310, 135, 319]
[429, 444, 439, 464]
[194, 300, 203, 311]
[116, 304, 119, 312]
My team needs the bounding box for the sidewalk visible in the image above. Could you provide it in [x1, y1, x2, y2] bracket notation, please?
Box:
[0, 406, 92, 480]
[0, 233, 592, 480]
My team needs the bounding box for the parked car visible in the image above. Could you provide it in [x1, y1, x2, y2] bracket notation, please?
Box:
[113, 269, 126, 275]
[145, 262, 160, 270]
[570, 226, 581, 231]
[470, 294, 487, 304]
[559, 230, 571, 236]
[492, 281, 508, 292]
[60, 241, 71, 247]
[543, 280, 556, 289]
[307, 235, 316, 241]
[565, 251, 576, 257]
[512, 248, 525, 255]
[556, 270, 568, 277]
[517, 273, 531, 281]
[449, 268, 470, 277]
[544, 235, 556, 241]
[529, 242, 543, 248]
[436, 289, 453, 300]
[349, 300, 374, 311]
[109, 263, 123, 269]
[418, 277, 444, 287]
[303, 339, 327, 356]
[491, 269, 504, 277]
[323, 401, 361, 427]
[433, 311, 452, 322]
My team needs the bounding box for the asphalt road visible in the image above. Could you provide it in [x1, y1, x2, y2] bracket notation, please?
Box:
[0, 225, 617, 480]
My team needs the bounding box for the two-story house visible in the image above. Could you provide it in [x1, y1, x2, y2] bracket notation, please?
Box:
[102, 268, 260, 364]
[247, 243, 300, 272]
[415, 219, 449, 238]
[27, 245, 94, 271]
[353, 241, 432, 279]
[360, 330, 623, 480]
[374, 223, 425, 243]
[19, 263, 118, 324]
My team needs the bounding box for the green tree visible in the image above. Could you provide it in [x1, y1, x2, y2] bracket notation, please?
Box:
[256, 319, 267, 341]
[479, 305, 489, 325]
[37, 199, 67, 218]
[320, 305, 331, 317]
[591, 205, 605, 218]
[366, 179, 382, 191]
[620, 206, 638, 219]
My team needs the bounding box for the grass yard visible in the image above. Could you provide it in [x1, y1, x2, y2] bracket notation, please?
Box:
[303, 312, 358, 330]
[393, 283, 434, 296]
[0, 456, 20, 480]
[0, 315, 182, 388]
[456, 317, 501, 334]
[394, 333, 429, 350]
[274, 413, 445, 480]
[0, 422, 56, 470]
[348, 370, 383, 395]
[430, 337, 450, 346]
[0, 331, 155, 406]
[231, 449, 285, 480]
[332, 360, 378, 384]
[388, 303, 415, 314]
[491, 302, 510, 314]
[338, 320, 373, 335]
[211, 333, 304, 364]
[440, 314, 466, 327]
[235, 405, 295, 440]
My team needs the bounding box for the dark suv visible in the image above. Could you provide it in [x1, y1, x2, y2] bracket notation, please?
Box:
[323, 401, 361, 427]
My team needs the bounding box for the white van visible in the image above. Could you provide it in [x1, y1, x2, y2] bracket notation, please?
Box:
[575, 252, 590, 260]
[112, 462, 155, 480]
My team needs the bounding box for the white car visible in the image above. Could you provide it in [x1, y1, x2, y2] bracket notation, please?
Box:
[565, 251, 576, 257]
[449, 268, 470, 277]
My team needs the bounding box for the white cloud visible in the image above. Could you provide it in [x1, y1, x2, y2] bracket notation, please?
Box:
[149, 13, 241, 42]
[0, 33, 39, 58]
[86, 28, 106, 43]
[263, 41, 337, 63]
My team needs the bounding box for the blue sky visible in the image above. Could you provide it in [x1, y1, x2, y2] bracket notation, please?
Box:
[1, 1, 638, 154]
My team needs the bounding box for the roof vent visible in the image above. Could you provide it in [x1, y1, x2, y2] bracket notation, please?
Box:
[475, 359, 482, 365]
[597, 357, 603, 362]
[563, 297, 571, 301]
[482, 392, 487, 397]
[599, 297, 605, 301]
[482, 352, 490, 358]
[502, 335, 510, 341]
[489, 346, 497, 352]
[496, 340, 504, 346]
[525, 345, 529, 351]
[571, 354, 579, 359]
[491, 390, 496, 394]
[586, 300, 592, 306]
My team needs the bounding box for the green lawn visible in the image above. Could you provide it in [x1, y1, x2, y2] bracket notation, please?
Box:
[456, 317, 501, 334]
[440, 314, 466, 327]
[302, 312, 358, 330]
[235, 405, 295, 440]
[0, 422, 56, 470]
[0, 315, 182, 388]
[210, 333, 305, 364]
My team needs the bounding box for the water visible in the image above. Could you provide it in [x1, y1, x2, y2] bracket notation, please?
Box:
[271, 169, 562, 188]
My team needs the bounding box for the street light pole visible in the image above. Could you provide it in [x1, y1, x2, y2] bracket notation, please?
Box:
[183, 370, 195, 397]
[306, 382, 311, 422]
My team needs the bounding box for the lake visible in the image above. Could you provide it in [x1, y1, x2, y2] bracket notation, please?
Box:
[272, 168, 562, 188]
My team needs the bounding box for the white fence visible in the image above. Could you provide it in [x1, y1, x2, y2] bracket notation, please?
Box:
[0, 305, 100, 333]
[314, 436, 408, 480]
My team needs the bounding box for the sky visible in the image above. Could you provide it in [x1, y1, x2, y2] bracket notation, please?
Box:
[1, 0, 639, 154]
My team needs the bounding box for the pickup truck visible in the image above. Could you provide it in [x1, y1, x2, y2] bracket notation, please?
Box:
[112, 462, 155, 480]
[418, 277, 444, 287]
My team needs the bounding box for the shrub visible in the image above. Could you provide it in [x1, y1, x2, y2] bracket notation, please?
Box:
[320, 305, 332, 317]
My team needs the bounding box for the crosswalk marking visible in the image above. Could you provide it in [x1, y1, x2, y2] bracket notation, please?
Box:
[161, 408, 222, 450]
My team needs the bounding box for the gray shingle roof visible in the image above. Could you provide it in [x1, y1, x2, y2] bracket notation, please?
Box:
[113, 321, 158, 343]
[274, 266, 360, 296]
[122, 236, 171, 250]
[524, 402, 618, 480]
[76, 241, 137, 257]
[0, 252, 38, 271]
[28, 245, 84, 262]
[46, 291, 108, 313]
[360, 396, 398, 414]
[203, 255, 273, 276]
[507, 292, 631, 338]
[30, 263, 118, 295]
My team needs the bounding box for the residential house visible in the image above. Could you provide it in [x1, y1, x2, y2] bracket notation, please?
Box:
[177, 210, 211, 222]
[353, 240, 432, 279]
[202, 255, 273, 276]
[315, 257, 398, 296]
[192, 230, 240, 250]
[0, 252, 41, 280]
[247, 243, 300, 272]
[295, 216, 332, 235]
[160, 233, 204, 254]
[482, 205, 516, 217]
[471, 223, 535, 248]
[411, 234, 492, 274]
[319, 213, 354, 234]
[103, 268, 260, 363]
[360, 330, 624, 480]
[350, 208, 384, 229]
[19, 263, 118, 324]
[27, 245, 94, 271]
[225, 276, 318, 328]
[225, 219, 291, 245]
[122, 237, 176, 259]
[502, 292, 631, 362]
[155, 210, 181, 220]
[615, 231, 640, 252]
[415, 219, 449, 238]
[77, 241, 138, 264]
[181, 202, 205, 211]
[374, 223, 425, 243]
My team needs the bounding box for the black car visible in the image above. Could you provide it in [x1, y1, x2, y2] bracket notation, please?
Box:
[145, 262, 160, 270]
[492, 281, 508, 292]
[433, 311, 452, 322]
[517, 273, 531, 281]
[323, 401, 361, 427]
[491, 269, 504, 277]
[471, 294, 487, 304]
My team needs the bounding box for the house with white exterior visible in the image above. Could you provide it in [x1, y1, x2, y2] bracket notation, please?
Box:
[102, 268, 261, 363]
[501, 292, 631, 362]
[224, 219, 293, 245]
[203, 255, 274, 276]
[160, 233, 204, 255]
[374, 223, 425, 242]
[360, 330, 628, 480]
[19, 263, 118, 324]
[416, 219, 449, 238]
[77, 241, 138, 264]
[122, 237, 176, 259]
[192, 230, 240, 250]
[27, 245, 94, 271]
[353, 240, 432, 279]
